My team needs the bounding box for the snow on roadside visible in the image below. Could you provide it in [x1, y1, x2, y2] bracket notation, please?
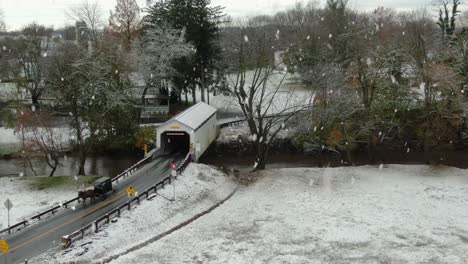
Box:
[31, 163, 236, 263]
[0, 177, 81, 230]
[109, 165, 468, 264]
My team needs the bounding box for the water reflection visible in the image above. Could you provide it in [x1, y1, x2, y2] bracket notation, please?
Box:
[0, 155, 140, 177]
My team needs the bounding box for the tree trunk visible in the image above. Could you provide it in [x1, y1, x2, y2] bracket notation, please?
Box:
[49, 159, 59, 177]
[367, 135, 374, 163]
[254, 142, 268, 171]
[32, 95, 40, 111]
[74, 116, 86, 176]
[78, 150, 86, 176]
[192, 86, 197, 104]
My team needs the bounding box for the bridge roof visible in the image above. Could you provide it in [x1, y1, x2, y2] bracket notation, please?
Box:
[171, 102, 217, 130]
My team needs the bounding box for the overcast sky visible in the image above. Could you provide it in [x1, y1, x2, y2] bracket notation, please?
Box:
[0, 0, 454, 30]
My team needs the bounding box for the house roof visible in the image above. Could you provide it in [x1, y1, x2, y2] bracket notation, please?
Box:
[169, 102, 217, 130]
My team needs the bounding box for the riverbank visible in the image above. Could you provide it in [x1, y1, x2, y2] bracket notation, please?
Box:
[207, 124, 468, 170]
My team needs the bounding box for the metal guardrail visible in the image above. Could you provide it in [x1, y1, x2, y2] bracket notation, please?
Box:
[62, 153, 192, 249]
[112, 154, 153, 184]
[0, 152, 156, 240]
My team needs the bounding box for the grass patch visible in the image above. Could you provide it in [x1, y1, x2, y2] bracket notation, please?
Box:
[28, 176, 99, 190]
[0, 144, 19, 157]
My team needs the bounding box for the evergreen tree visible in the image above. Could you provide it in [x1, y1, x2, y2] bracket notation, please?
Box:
[143, 0, 224, 103]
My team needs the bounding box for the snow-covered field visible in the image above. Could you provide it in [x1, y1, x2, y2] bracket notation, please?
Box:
[32, 164, 237, 263]
[217, 122, 293, 144]
[32, 164, 468, 263]
[193, 71, 314, 116]
[0, 127, 73, 152]
[0, 177, 81, 230]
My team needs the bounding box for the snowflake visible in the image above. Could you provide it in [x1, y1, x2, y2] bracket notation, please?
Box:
[275, 30, 280, 40]
[244, 35, 249, 43]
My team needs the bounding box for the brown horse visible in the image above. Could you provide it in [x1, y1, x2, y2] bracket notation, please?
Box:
[78, 189, 96, 206]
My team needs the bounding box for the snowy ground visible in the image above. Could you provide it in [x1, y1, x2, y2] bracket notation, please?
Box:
[192, 71, 314, 116]
[32, 164, 237, 263]
[217, 122, 293, 144]
[52, 164, 468, 264]
[0, 177, 83, 230]
[0, 127, 73, 145]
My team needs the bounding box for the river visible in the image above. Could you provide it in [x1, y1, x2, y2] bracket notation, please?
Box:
[0, 155, 141, 178]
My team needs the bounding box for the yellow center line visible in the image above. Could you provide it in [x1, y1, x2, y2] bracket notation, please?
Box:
[8, 191, 127, 252]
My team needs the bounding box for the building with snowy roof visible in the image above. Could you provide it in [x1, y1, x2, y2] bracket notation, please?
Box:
[156, 102, 219, 161]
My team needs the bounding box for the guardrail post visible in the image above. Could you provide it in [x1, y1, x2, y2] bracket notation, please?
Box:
[94, 221, 99, 233]
[128, 202, 131, 210]
[136, 197, 140, 205]
[117, 208, 120, 217]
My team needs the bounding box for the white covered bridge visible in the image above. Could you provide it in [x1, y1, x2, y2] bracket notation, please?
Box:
[156, 102, 219, 161]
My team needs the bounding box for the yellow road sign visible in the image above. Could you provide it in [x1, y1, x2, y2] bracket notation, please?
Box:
[0, 240, 9, 255]
[143, 144, 148, 156]
[126, 186, 136, 197]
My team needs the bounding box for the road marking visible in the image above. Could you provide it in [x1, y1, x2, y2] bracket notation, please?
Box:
[8, 191, 127, 252]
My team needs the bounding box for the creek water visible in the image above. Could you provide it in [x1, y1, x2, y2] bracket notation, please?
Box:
[0, 155, 140, 177]
[203, 149, 468, 170]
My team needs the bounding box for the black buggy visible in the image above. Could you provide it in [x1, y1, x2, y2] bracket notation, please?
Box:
[93, 177, 114, 197]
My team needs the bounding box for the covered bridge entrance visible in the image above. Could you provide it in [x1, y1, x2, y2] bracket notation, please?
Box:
[156, 102, 219, 161]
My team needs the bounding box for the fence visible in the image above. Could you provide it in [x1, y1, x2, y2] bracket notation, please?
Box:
[61, 153, 192, 248]
[0, 152, 156, 239]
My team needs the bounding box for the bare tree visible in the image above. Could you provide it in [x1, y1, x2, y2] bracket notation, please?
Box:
[436, 0, 461, 37]
[3, 24, 53, 108]
[0, 9, 6, 32]
[109, 0, 141, 51]
[403, 9, 438, 106]
[21, 113, 67, 177]
[67, 1, 103, 49]
[231, 23, 311, 170]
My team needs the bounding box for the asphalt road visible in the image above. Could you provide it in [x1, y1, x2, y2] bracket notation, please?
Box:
[3, 152, 185, 264]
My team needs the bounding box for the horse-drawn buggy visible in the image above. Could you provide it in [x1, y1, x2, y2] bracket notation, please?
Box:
[78, 177, 114, 206]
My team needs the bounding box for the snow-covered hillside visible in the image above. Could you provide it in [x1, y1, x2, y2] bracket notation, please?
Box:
[32, 163, 237, 263]
[36, 164, 468, 263]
